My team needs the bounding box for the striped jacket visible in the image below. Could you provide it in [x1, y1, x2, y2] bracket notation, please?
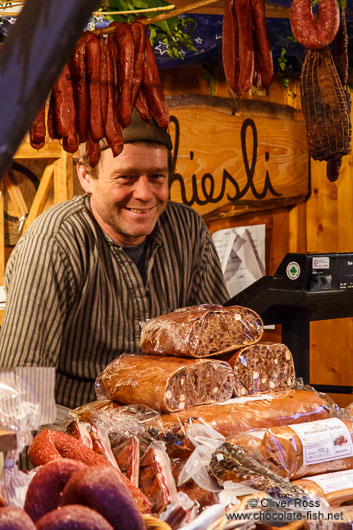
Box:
[0, 195, 229, 409]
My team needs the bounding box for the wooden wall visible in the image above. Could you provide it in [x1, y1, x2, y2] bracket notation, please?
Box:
[161, 65, 353, 407]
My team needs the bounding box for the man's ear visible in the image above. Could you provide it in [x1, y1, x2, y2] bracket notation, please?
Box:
[77, 161, 93, 194]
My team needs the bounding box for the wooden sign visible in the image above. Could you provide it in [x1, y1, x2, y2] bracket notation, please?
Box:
[167, 95, 310, 221]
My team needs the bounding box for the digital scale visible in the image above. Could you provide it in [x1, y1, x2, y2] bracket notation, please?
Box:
[225, 252, 353, 394]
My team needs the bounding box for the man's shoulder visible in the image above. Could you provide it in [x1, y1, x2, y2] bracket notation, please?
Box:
[163, 200, 204, 223]
[24, 195, 90, 237]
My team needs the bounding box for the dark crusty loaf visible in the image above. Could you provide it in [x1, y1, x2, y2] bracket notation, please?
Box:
[228, 342, 296, 396]
[140, 304, 263, 358]
[98, 354, 235, 412]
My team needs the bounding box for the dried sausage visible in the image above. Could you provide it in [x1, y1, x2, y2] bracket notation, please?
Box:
[104, 42, 124, 157]
[290, 0, 339, 49]
[36, 505, 113, 530]
[70, 32, 93, 143]
[251, 0, 273, 89]
[222, 0, 239, 94]
[134, 86, 152, 122]
[30, 105, 46, 149]
[86, 131, 101, 168]
[0, 507, 36, 529]
[100, 36, 109, 126]
[86, 33, 104, 142]
[47, 91, 61, 140]
[143, 33, 170, 128]
[115, 22, 135, 128]
[131, 21, 146, 107]
[234, 0, 255, 96]
[52, 63, 79, 153]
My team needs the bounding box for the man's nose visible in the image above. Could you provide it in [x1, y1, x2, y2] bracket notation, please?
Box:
[134, 176, 154, 201]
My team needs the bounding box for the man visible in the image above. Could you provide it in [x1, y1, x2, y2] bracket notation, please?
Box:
[0, 113, 229, 412]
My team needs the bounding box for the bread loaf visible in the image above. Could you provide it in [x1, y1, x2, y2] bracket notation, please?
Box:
[98, 354, 235, 412]
[228, 342, 295, 396]
[294, 468, 353, 506]
[161, 389, 331, 439]
[140, 304, 263, 358]
[261, 418, 353, 479]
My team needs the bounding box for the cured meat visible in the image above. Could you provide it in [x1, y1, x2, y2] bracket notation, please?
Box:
[99, 36, 109, 126]
[222, 0, 239, 94]
[24, 458, 87, 522]
[52, 63, 78, 153]
[142, 32, 170, 128]
[85, 130, 101, 168]
[234, 0, 255, 96]
[300, 47, 351, 182]
[134, 86, 152, 123]
[290, 0, 339, 49]
[70, 32, 93, 144]
[86, 33, 104, 142]
[47, 91, 61, 140]
[140, 304, 263, 358]
[113, 437, 140, 488]
[104, 40, 124, 157]
[98, 354, 235, 412]
[115, 22, 135, 128]
[161, 389, 331, 440]
[131, 21, 146, 108]
[90, 422, 120, 469]
[60, 465, 148, 527]
[36, 505, 113, 529]
[251, 0, 273, 89]
[0, 507, 36, 529]
[30, 105, 46, 149]
[227, 342, 295, 396]
[66, 420, 93, 449]
[139, 446, 178, 514]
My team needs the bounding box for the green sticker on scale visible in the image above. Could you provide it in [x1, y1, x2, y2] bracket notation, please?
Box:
[286, 261, 301, 280]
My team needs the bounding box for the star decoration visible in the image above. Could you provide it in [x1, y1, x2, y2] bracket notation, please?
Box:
[155, 41, 169, 55]
[194, 37, 203, 44]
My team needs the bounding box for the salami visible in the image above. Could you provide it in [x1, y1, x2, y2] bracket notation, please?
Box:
[104, 42, 124, 157]
[234, 0, 255, 96]
[86, 33, 104, 142]
[251, 0, 273, 89]
[290, 0, 339, 49]
[222, 0, 239, 94]
[70, 32, 93, 144]
[52, 63, 78, 153]
[131, 21, 146, 108]
[115, 22, 135, 128]
[29, 105, 46, 149]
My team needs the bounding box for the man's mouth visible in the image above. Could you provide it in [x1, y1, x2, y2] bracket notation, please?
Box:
[126, 207, 153, 214]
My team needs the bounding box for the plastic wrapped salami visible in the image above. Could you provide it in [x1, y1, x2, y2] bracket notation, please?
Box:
[161, 389, 332, 441]
[227, 342, 296, 396]
[96, 354, 235, 412]
[140, 304, 263, 358]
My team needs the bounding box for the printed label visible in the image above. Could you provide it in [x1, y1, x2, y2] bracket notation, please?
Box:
[286, 261, 301, 280]
[290, 418, 353, 465]
[306, 469, 353, 494]
[220, 395, 274, 405]
[312, 256, 330, 269]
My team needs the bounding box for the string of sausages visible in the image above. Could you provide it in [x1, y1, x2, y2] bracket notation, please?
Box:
[222, 0, 273, 97]
[29, 21, 170, 167]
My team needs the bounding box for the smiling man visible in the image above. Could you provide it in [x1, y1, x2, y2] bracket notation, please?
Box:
[0, 112, 229, 411]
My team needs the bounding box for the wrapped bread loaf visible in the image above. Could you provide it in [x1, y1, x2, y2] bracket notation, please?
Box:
[97, 355, 235, 412]
[161, 389, 331, 439]
[228, 342, 295, 396]
[140, 304, 263, 358]
[294, 468, 353, 506]
[260, 418, 353, 479]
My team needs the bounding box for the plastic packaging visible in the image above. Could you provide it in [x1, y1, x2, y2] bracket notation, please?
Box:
[161, 388, 333, 442]
[294, 469, 353, 507]
[96, 354, 235, 412]
[140, 304, 263, 358]
[0, 367, 56, 507]
[227, 342, 296, 396]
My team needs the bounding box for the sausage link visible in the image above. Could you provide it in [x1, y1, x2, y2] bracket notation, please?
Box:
[222, 0, 239, 94]
[115, 22, 135, 128]
[134, 86, 152, 123]
[107, 33, 119, 126]
[142, 32, 170, 128]
[100, 36, 109, 127]
[30, 105, 46, 149]
[70, 31, 93, 144]
[251, 0, 273, 89]
[131, 21, 146, 108]
[290, 0, 339, 49]
[86, 33, 104, 142]
[47, 91, 61, 140]
[86, 131, 101, 168]
[105, 42, 124, 157]
[234, 0, 255, 96]
[52, 63, 79, 153]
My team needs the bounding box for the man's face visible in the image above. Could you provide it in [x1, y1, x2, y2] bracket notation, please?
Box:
[80, 142, 170, 246]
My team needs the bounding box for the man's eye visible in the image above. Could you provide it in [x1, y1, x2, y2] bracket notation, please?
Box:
[150, 174, 167, 181]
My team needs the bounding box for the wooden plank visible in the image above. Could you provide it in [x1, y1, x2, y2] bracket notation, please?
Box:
[0, 430, 16, 452]
[21, 160, 55, 234]
[14, 135, 62, 159]
[54, 152, 74, 204]
[4, 170, 28, 219]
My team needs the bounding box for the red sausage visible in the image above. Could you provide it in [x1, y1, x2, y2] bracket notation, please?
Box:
[30, 105, 46, 149]
[107, 33, 119, 124]
[36, 505, 113, 530]
[52, 63, 79, 153]
[290, 0, 339, 49]
[131, 21, 146, 108]
[86, 33, 104, 142]
[222, 0, 239, 94]
[104, 40, 124, 157]
[115, 22, 135, 128]
[134, 86, 152, 123]
[70, 32, 93, 144]
[0, 507, 36, 529]
[251, 0, 273, 89]
[24, 458, 87, 523]
[86, 131, 101, 168]
[234, 0, 255, 96]
[143, 32, 170, 128]
[100, 36, 109, 127]
[47, 91, 61, 140]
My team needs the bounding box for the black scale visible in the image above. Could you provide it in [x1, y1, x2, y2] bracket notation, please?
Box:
[224, 252, 353, 394]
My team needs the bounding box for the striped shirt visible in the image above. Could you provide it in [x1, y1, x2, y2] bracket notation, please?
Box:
[0, 195, 229, 409]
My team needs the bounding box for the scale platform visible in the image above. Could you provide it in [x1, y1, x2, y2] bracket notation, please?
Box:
[224, 252, 353, 393]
